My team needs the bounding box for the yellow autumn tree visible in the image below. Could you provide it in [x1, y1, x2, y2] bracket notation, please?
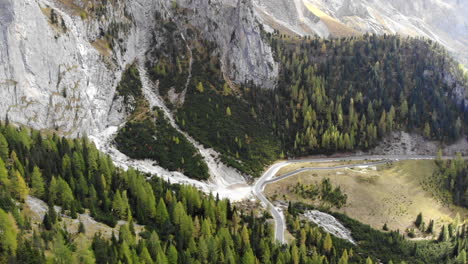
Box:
[11, 170, 28, 201]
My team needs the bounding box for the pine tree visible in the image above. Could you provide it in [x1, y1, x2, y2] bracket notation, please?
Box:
[56, 177, 74, 209]
[147, 231, 160, 260]
[323, 233, 333, 253]
[31, 166, 45, 198]
[291, 244, 299, 264]
[424, 122, 431, 138]
[240, 224, 251, 250]
[155, 243, 168, 264]
[167, 244, 178, 264]
[426, 220, 434, 234]
[11, 170, 29, 201]
[0, 158, 9, 187]
[78, 221, 86, 234]
[0, 133, 8, 161]
[378, 111, 387, 136]
[196, 82, 204, 93]
[241, 247, 256, 264]
[155, 198, 169, 227]
[415, 212, 423, 228]
[438, 224, 449, 242]
[119, 241, 133, 264]
[400, 99, 408, 121]
[119, 223, 135, 246]
[112, 190, 129, 219]
[223, 83, 232, 96]
[140, 247, 153, 264]
[0, 208, 18, 256]
[456, 249, 466, 264]
[338, 249, 349, 264]
[383, 223, 389, 231]
[73, 234, 95, 264]
[43, 212, 52, 230]
[51, 233, 73, 263]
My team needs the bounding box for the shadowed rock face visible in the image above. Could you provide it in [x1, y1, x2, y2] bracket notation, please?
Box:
[0, 0, 13, 26]
[174, 0, 278, 90]
[0, 0, 14, 89]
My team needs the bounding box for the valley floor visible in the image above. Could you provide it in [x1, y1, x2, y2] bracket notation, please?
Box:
[265, 160, 468, 236]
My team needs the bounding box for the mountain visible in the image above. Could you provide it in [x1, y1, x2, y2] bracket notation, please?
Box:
[0, 0, 277, 136]
[0, 0, 466, 136]
[254, 0, 468, 66]
[0, 0, 467, 187]
[1, 1, 468, 263]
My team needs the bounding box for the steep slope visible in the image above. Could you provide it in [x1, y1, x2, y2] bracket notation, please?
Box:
[0, 0, 133, 135]
[1, 0, 467, 186]
[0, 0, 277, 137]
[255, 0, 468, 65]
[0, 0, 280, 190]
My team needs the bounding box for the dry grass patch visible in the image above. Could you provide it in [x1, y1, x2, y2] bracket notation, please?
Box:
[303, 2, 359, 37]
[91, 38, 112, 57]
[266, 160, 468, 236]
[24, 196, 144, 240]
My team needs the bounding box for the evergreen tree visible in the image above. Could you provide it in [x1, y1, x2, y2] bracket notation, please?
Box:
[51, 233, 73, 263]
[0, 158, 9, 187]
[438, 225, 449, 242]
[415, 212, 423, 228]
[11, 170, 29, 201]
[424, 122, 431, 138]
[155, 198, 169, 227]
[139, 247, 153, 264]
[0, 133, 8, 161]
[241, 247, 256, 264]
[31, 166, 45, 199]
[155, 243, 168, 264]
[456, 249, 466, 264]
[73, 234, 96, 264]
[196, 82, 205, 93]
[167, 244, 178, 264]
[426, 220, 434, 234]
[323, 233, 333, 253]
[78, 221, 86, 234]
[383, 223, 389, 231]
[0, 208, 18, 256]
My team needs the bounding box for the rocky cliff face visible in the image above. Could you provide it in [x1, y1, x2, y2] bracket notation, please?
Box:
[0, 0, 278, 136]
[255, 0, 468, 65]
[0, 0, 133, 136]
[173, 0, 278, 89]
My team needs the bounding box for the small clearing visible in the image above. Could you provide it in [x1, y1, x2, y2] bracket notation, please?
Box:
[275, 160, 367, 176]
[25, 196, 144, 240]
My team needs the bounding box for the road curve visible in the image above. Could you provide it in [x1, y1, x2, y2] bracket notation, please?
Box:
[253, 155, 443, 244]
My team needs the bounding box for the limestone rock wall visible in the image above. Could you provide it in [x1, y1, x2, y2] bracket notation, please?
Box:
[0, 0, 279, 136]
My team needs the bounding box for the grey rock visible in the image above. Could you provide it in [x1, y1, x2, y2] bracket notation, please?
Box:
[0, 0, 278, 136]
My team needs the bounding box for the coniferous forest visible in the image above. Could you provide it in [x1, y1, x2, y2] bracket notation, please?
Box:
[146, 17, 467, 177]
[1, 122, 467, 263]
[434, 153, 468, 207]
[1, 6, 467, 264]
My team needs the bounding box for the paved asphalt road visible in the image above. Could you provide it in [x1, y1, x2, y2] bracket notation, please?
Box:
[253, 154, 447, 243]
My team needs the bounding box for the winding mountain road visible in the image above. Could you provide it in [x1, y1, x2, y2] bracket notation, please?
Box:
[253, 155, 444, 244]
